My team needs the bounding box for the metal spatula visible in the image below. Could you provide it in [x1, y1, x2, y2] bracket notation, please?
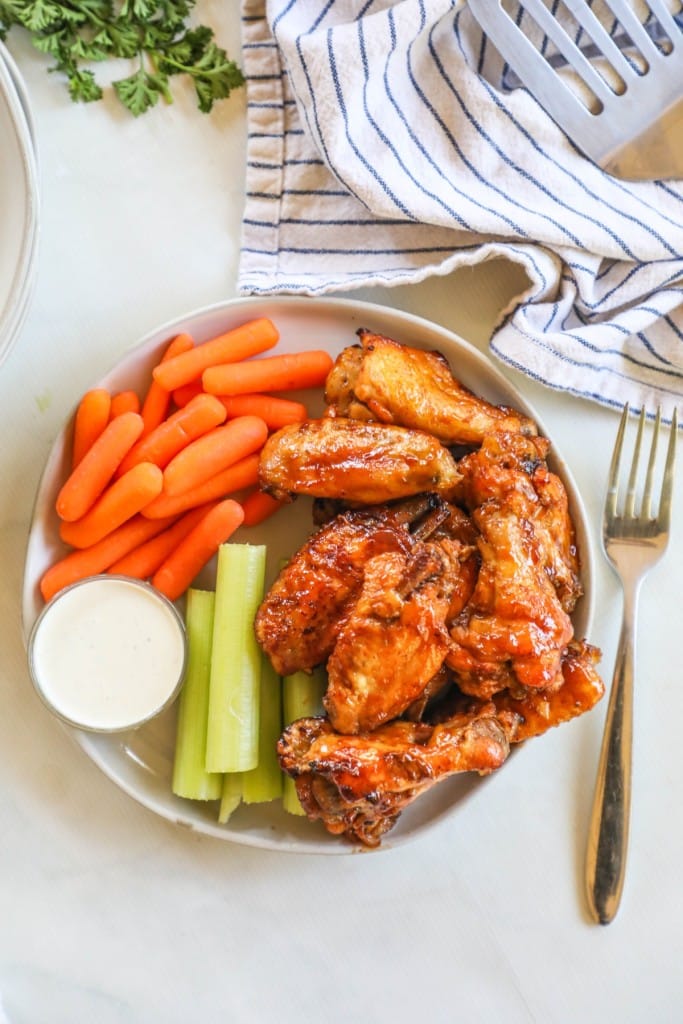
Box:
[467, 0, 683, 179]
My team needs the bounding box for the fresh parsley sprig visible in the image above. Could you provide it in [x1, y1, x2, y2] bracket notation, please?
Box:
[0, 0, 244, 116]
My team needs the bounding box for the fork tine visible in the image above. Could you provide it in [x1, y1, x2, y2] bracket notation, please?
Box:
[625, 407, 645, 519]
[657, 407, 678, 530]
[606, 403, 629, 522]
[642, 407, 661, 519]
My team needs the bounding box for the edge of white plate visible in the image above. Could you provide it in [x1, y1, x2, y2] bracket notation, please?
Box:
[21, 295, 596, 855]
[0, 45, 39, 369]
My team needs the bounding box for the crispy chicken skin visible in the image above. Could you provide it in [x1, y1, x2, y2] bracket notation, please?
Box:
[278, 705, 514, 846]
[258, 417, 462, 505]
[447, 499, 574, 697]
[325, 330, 537, 445]
[458, 430, 582, 612]
[443, 641, 605, 743]
[324, 538, 471, 733]
[254, 497, 438, 677]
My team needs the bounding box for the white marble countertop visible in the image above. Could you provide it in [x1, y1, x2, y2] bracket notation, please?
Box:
[2, 6, 682, 1023]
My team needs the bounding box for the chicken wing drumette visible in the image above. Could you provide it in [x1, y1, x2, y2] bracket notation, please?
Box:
[278, 703, 515, 846]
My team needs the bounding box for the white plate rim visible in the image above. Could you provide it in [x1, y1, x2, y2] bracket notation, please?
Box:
[21, 294, 596, 855]
[0, 47, 39, 369]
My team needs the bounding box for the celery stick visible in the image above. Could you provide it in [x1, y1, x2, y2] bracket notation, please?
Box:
[218, 772, 242, 823]
[282, 667, 326, 816]
[172, 589, 223, 801]
[206, 543, 267, 773]
[241, 654, 283, 804]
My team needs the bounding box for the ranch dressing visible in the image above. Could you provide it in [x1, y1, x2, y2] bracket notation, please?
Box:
[29, 576, 187, 732]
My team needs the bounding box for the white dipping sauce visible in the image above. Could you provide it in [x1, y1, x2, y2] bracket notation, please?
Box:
[29, 576, 187, 732]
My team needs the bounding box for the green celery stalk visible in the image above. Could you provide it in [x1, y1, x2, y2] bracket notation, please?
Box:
[282, 667, 326, 816]
[172, 589, 223, 801]
[218, 772, 242, 824]
[206, 543, 267, 773]
[241, 654, 283, 805]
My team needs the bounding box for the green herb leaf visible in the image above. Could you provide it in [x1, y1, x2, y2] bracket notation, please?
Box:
[1, 0, 244, 116]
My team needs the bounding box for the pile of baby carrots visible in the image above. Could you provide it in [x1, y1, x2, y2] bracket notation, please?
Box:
[40, 317, 333, 605]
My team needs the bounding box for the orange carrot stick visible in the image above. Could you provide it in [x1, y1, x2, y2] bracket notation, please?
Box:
[152, 499, 245, 601]
[141, 453, 260, 519]
[110, 391, 140, 417]
[171, 379, 203, 408]
[152, 318, 279, 393]
[218, 393, 308, 429]
[57, 411, 145, 523]
[140, 333, 194, 435]
[202, 350, 333, 396]
[107, 502, 218, 579]
[40, 513, 177, 603]
[71, 389, 112, 468]
[116, 393, 227, 476]
[161, 415, 268, 498]
[59, 462, 163, 549]
[240, 489, 285, 526]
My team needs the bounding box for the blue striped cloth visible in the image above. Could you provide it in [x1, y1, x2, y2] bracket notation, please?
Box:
[238, 0, 683, 419]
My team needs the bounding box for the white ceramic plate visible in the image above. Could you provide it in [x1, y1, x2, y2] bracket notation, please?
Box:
[0, 44, 39, 369]
[22, 296, 595, 854]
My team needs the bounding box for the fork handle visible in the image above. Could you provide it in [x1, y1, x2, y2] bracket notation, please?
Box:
[585, 584, 638, 924]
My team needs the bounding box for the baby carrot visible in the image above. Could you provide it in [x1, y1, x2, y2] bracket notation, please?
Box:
[202, 350, 333, 396]
[141, 453, 260, 519]
[152, 318, 280, 393]
[162, 416, 268, 498]
[172, 380, 203, 408]
[240, 489, 285, 526]
[56, 411, 144, 523]
[116, 393, 227, 476]
[152, 499, 245, 601]
[107, 502, 218, 579]
[110, 391, 140, 417]
[40, 512, 177, 603]
[71, 389, 112, 468]
[219, 393, 307, 429]
[140, 333, 194, 435]
[59, 462, 163, 549]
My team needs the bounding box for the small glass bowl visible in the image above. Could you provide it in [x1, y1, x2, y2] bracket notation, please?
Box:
[28, 575, 187, 734]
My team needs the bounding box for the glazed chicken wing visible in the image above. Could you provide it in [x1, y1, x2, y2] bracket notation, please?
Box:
[446, 499, 574, 696]
[258, 417, 461, 505]
[441, 641, 604, 742]
[458, 430, 582, 612]
[324, 535, 474, 734]
[278, 705, 515, 846]
[255, 496, 438, 677]
[325, 330, 537, 445]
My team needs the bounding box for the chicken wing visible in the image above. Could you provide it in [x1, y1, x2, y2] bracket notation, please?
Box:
[436, 641, 602, 740]
[446, 498, 574, 696]
[258, 417, 461, 505]
[325, 330, 537, 445]
[458, 430, 582, 612]
[255, 496, 440, 677]
[324, 544, 459, 733]
[278, 704, 514, 846]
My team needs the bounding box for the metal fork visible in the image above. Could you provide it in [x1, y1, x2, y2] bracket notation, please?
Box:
[585, 404, 677, 924]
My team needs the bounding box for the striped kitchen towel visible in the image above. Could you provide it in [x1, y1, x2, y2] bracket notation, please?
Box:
[238, 0, 683, 419]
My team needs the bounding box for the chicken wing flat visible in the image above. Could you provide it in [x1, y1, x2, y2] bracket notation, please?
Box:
[325, 330, 537, 445]
[278, 705, 514, 846]
[458, 430, 582, 612]
[255, 496, 439, 677]
[324, 508, 478, 733]
[258, 417, 461, 505]
[446, 499, 574, 696]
